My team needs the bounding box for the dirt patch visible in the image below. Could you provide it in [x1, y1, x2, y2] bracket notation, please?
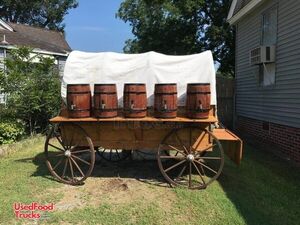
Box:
[46, 177, 176, 213]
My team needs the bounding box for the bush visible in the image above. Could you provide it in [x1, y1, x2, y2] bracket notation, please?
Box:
[0, 121, 25, 144]
[0, 47, 61, 135]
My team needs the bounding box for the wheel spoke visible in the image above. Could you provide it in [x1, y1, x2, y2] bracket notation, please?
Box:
[67, 132, 75, 150]
[45, 123, 95, 185]
[116, 150, 121, 159]
[62, 159, 68, 178]
[164, 160, 186, 173]
[159, 155, 185, 160]
[68, 158, 75, 180]
[189, 128, 192, 153]
[48, 143, 65, 152]
[55, 135, 66, 150]
[53, 153, 64, 157]
[52, 158, 63, 170]
[71, 149, 91, 154]
[174, 131, 189, 154]
[193, 131, 206, 150]
[192, 161, 206, 186]
[177, 164, 187, 178]
[188, 161, 192, 188]
[164, 144, 186, 156]
[197, 156, 221, 160]
[72, 155, 91, 166]
[70, 157, 85, 177]
[194, 160, 218, 174]
[157, 127, 224, 189]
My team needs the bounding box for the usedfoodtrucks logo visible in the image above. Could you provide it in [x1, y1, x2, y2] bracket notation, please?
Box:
[14, 202, 54, 219]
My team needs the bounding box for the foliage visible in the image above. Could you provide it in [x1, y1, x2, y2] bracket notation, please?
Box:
[0, 47, 61, 135]
[0, 120, 24, 144]
[117, 0, 235, 76]
[0, 0, 78, 31]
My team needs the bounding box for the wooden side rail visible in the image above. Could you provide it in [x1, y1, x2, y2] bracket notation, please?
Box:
[212, 129, 243, 165]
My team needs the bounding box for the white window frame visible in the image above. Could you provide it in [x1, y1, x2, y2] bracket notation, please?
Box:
[259, 5, 278, 87]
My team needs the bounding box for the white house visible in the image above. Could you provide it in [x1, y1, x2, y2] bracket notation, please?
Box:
[0, 19, 71, 103]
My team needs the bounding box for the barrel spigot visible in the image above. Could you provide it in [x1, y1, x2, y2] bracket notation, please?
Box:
[70, 101, 76, 110]
[163, 100, 167, 110]
[198, 100, 203, 110]
[131, 100, 134, 109]
[101, 100, 106, 109]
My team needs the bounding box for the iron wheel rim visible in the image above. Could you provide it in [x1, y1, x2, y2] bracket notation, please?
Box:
[44, 123, 95, 185]
[157, 127, 224, 189]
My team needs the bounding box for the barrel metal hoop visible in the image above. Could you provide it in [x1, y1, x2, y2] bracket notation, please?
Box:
[155, 92, 177, 95]
[68, 109, 90, 112]
[123, 92, 147, 94]
[187, 92, 211, 94]
[94, 84, 116, 86]
[94, 108, 118, 112]
[94, 91, 117, 95]
[124, 108, 147, 112]
[187, 109, 210, 112]
[187, 83, 210, 85]
[155, 109, 177, 112]
[67, 91, 91, 94]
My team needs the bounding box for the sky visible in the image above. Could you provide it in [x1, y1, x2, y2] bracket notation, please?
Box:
[64, 0, 132, 53]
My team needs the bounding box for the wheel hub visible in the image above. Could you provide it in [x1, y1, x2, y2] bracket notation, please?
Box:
[186, 154, 194, 162]
[64, 150, 71, 157]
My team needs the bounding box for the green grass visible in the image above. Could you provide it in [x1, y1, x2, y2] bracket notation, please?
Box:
[0, 136, 299, 225]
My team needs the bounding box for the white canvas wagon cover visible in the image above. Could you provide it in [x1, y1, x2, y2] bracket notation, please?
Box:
[62, 50, 217, 106]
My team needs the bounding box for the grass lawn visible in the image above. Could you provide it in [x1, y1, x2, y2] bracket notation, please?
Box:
[0, 136, 299, 225]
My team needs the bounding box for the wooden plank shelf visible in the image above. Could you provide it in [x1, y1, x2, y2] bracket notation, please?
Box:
[50, 115, 218, 123]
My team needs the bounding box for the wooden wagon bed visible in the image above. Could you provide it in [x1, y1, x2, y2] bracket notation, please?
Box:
[45, 110, 243, 190]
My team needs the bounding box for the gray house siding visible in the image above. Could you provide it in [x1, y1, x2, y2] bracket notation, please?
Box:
[235, 0, 300, 128]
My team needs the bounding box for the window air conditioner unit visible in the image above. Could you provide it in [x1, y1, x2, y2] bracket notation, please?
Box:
[250, 46, 276, 65]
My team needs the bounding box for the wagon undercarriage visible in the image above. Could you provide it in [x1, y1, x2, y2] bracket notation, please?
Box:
[45, 113, 242, 189]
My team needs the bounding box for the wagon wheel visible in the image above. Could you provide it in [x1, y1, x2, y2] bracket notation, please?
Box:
[96, 148, 131, 162]
[157, 127, 224, 189]
[45, 123, 95, 185]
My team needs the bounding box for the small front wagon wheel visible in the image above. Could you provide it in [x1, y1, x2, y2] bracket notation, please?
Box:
[44, 123, 95, 185]
[96, 148, 131, 162]
[157, 127, 224, 189]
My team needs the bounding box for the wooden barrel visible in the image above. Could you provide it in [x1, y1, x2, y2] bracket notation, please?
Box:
[123, 83, 147, 118]
[67, 84, 91, 118]
[93, 84, 118, 118]
[154, 83, 177, 118]
[186, 83, 211, 119]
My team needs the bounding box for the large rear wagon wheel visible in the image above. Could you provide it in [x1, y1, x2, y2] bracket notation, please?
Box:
[45, 123, 95, 185]
[157, 127, 224, 189]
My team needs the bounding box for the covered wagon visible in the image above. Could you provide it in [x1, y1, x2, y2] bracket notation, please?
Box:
[44, 50, 242, 189]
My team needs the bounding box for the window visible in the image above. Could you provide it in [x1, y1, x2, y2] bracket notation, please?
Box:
[57, 57, 66, 78]
[0, 49, 4, 70]
[259, 6, 277, 87]
[262, 6, 278, 45]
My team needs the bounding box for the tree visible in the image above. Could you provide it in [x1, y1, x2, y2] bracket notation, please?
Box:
[0, 47, 61, 135]
[117, 0, 234, 76]
[0, 0, 78, 31]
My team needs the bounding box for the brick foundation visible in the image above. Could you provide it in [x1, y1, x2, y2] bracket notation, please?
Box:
[236, 116, 300, 165]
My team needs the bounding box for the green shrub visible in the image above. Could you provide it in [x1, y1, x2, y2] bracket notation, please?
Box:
[0, 121, 25, 144]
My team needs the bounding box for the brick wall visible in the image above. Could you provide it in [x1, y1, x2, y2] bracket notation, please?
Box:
[236, 116, 300, 165]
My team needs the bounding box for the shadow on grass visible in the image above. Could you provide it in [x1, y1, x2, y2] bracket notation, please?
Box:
[15, 152, 168, 187]
[218, 144, 300, 225]
[14, 145, 300, 225]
